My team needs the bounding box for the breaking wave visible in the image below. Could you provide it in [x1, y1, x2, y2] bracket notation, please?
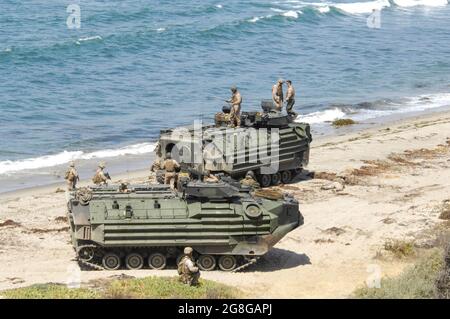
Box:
[392, 0, 448, 7]
[297, 92, 450, 125]
[0, 143, 155, 175]
[278, 0, 447, 15]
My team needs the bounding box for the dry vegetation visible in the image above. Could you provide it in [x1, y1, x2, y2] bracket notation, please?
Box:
[384, 240, 416, 259]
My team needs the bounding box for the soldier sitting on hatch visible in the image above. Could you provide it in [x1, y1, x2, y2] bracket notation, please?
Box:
[178, 247, 200, 286]
[203, 171, 219, 183]
[240, 171, 260, 190]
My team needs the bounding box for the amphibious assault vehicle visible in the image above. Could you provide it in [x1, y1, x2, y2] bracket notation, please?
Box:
[157, 100, 312, 187]
[68, 181, 303, 271]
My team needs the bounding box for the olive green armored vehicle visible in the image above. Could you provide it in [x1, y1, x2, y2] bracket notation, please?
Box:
[157, 100, 312, 187]
[67, 181, 303, 271]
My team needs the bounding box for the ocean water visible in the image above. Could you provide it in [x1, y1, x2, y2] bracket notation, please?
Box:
[0, 0, 450, 191]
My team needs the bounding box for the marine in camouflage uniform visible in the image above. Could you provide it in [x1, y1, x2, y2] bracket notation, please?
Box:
[65, 161, 80, 190]
[92, 162, 109, 185]
[178, 247, 200, 286]
[240, 171, 260, 189]
[226, 86, 242, 128]
[203, 171, 219, 183]
[272, 79, 284, 111]
[285, 80, 296, 116]
[149, 157, 162, 183]
[161, 153, 180, 190]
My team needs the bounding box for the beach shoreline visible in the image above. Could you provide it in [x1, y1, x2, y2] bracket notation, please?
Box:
[1, 105, 450, 196]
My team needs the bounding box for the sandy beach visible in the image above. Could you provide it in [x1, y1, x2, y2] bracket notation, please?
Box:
[1, 110, 449, 298]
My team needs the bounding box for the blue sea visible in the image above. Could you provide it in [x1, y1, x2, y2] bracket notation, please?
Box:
[1, 0, 449, 192]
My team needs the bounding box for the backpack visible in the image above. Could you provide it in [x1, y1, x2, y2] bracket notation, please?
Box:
[92, 173, 101, 184]
[65, 169, 75, 181]
[177, 256, 187, 275]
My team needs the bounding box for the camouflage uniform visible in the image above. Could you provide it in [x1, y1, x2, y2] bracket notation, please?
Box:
[149, 158, 162, 183]
[240, 171, 260, 189]
[178, 247, 200, 286]
[151, 158, 162, 172]
[227, 86, 242, 128]
[272, 79, 284, 111]
[92, 162, 108, 185]
[240, 176, 260, 189]
[162, 155, 180, 190]
[285, 80, 296, 116]
[204, 172, 219, 183]
[65, 162, 79, 190]
[154, 141, 162, 158]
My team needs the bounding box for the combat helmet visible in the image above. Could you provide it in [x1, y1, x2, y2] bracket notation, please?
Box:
[245, 170, 255, 179]
[98, 161, 106, 169]
[184, 247, 193, 255]
[69, 161, 75, 167]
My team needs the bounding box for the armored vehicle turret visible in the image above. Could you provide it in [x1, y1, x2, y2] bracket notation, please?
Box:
[68, 182, 303, 271]
[157, 100, 312, 187]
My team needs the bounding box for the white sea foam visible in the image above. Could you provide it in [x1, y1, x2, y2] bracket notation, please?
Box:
[248, 16, 262, 22]
[318, 6, 331, 13]
[0, 143, 155, 175]
[216, 4, 223, 8]
[156, 27, 166, 32]
[296, 92, 450, 125]
[75, 35, 102, 45]
[282, 0, 446, 13]
[392, 0, 448, 7]
[283, 10, 301, 18]
[333, 0, 391, 14]
[248, 15, 274, 22]
[249, 9, 301, 23]
[297, 108, 347, 124]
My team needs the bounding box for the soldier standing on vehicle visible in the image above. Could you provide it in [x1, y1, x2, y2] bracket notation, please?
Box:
[226, 86, 242, 128]
[285, 80, 296, 116]
[64, 161, 80, 190]
[178, 247, 200, 286]
[161, 152, 180, 190]
[240, 171, 260, 189]
[272, 79, 284, 111]
[92, 162, 109, 185]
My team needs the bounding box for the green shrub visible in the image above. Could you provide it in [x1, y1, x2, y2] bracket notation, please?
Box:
[353, 249, 444, 299]
[0, 276, 241, 299]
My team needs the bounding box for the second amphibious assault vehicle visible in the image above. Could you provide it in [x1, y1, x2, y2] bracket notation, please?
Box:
[157, 100, 312, 187]
[68, 181, 304, 271]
